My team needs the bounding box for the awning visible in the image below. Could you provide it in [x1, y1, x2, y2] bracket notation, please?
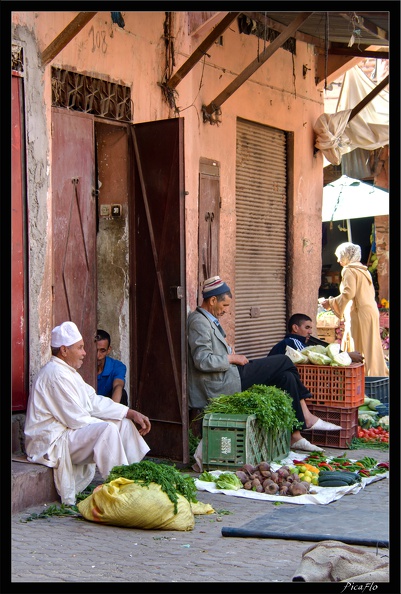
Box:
[322, 175, 389, 222]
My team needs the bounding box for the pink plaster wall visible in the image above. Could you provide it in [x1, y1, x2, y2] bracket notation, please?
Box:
[13, 10, 325, 341]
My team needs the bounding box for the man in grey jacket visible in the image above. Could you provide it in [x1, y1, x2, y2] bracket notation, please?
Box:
[188, 276, 342, 458]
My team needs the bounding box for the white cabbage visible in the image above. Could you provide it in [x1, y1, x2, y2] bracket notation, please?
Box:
[300, 345, 327, 355]
[307, 351, 332, 365]
[326, 343, 341, 360]
[331, 352, 352, 366]
[285, 345, 309, 364]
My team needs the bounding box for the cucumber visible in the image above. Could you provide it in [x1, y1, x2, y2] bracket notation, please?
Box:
[319, 479, 352, 487]
[319, 471, 359, 486]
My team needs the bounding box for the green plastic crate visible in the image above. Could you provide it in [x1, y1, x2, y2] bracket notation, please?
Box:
[202, 413, 290, 470]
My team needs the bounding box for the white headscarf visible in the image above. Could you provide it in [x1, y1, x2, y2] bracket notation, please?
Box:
[335, 242, 361, 265]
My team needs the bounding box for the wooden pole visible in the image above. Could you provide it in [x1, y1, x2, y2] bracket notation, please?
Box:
[167, 12, 241, 89]
[348, 75, 389, 122]
[42, 12, 97, 66]
[203, 12, 313, 116]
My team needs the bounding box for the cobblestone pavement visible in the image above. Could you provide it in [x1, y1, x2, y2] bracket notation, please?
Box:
[8, 447, 394, 591]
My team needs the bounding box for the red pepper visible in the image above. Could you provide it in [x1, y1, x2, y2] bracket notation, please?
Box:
[377, 462, 389, 469]
[318, 462, 334, 470]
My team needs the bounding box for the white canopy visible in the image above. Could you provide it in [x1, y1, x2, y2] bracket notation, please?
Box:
[322, 175, 389, 222]
[314, 66, 389, 166]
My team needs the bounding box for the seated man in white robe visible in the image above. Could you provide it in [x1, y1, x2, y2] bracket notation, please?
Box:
[24, 321, 151, 505]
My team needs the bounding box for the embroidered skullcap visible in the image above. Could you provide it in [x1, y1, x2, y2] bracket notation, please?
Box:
[202, 276, 231, 298]
[335, 242, 361, 265]
[51, 321, 83, 347]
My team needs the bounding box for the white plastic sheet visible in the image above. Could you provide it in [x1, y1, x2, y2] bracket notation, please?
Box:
[195, 451, 388, 505]
[314, 66, 389, 165]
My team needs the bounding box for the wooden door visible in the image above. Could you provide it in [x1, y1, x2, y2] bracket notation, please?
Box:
[51, 109, 97, 387]
[130, 118, 187, 462]
[197, 158, 220, 304]
[12, 74, 28, 410]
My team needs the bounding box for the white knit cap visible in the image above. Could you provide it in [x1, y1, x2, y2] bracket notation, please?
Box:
[51, 321, 83, 347]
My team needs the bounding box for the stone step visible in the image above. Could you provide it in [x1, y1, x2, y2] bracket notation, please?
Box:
[12, 457, 59, 514]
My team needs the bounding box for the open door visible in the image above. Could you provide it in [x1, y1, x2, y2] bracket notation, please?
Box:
[130, 118, 188, 462]
[51, 108, 97, 387]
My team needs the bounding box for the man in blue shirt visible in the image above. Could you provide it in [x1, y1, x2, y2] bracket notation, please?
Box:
[96, 329, 128, 405]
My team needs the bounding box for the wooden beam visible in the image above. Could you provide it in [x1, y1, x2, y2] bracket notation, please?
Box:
[316, 55, 363, 88]
[203, 12, 313, 117]
[316, 45, 388, 88]
[166, 12, 241, 89]
[349, 75, 389, 121]
[320, 46, 388, 59]
[42, 12, 97, 66]
[242, 11, 326, 50]
[339, 13, 388, 42]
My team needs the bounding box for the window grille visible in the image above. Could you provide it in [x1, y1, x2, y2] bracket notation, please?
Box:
[51, 67, 132, 122]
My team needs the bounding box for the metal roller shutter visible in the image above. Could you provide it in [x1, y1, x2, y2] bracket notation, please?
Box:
[235, 118, 287, 359]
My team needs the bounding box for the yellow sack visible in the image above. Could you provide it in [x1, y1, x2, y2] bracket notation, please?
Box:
[191, 501, 215, 515]
[78, 477, 199, 531]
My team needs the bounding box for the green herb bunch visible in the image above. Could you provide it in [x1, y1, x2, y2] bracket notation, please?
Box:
[203, 384, 303, 431]
[106, 460, 198, 514]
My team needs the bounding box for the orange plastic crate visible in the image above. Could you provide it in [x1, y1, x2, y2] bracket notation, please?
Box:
[297, 362, 365, 407]
[300, 404, 359, 448]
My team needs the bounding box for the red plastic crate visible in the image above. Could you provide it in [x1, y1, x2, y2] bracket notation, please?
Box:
[297, 362, 365, 407]
[300, 404, 359, 449]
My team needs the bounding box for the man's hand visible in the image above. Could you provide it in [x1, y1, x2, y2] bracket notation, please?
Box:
[126, 409, 151, 435]
[348, 351, 364, 363]
[228, 353, 249, 366]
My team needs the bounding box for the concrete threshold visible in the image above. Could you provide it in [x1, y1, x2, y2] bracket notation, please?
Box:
[12, 456, 59, 514]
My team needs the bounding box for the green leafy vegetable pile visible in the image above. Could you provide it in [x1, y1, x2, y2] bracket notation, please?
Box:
[215, 473, 243, 490]
[203, 384, 302, 432]
[106, 460, 198, 513]
[199, 471, 243, 490]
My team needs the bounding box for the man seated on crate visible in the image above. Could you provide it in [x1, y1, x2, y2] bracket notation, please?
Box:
[267, 313, 363, 363]
[188, 277, 343, 470]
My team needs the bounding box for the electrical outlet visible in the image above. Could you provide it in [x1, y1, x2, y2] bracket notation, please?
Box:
[111, 204, 122, 217]
[100, 204, 111, 216]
